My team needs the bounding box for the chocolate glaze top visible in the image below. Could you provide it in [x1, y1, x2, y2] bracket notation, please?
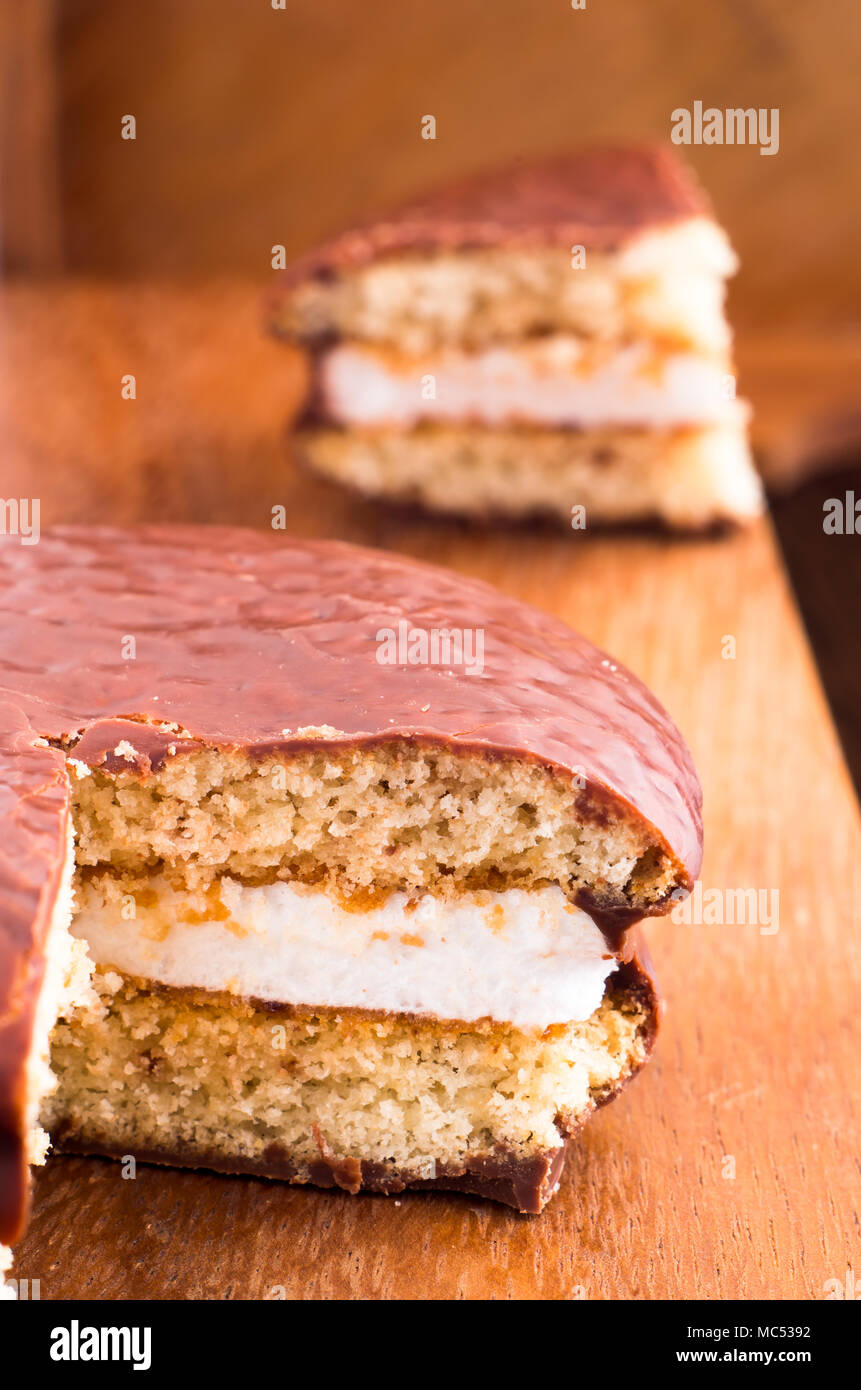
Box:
[0, 524, 702, 873]
[278, 145, 712, 288]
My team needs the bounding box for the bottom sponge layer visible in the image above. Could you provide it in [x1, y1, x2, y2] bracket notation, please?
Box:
[44, 965, 653, 1212]
[298, 422, 762, 530]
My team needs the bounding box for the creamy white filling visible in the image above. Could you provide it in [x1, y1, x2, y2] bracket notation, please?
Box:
[615, 216, 738, 278]
[71, 878, 618, 1031]
[320, 337, 745, 429]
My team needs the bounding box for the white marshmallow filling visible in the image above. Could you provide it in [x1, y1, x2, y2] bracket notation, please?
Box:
[319, 337, 747, 430]
[70, 877, 619, 1033]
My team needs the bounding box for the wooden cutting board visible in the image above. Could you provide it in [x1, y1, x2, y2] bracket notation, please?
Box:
[2, 283, 859, 1300]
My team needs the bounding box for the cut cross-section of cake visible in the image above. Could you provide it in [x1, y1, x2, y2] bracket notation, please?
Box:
[271, 145, 763, 530]
[0, 525, 701, 1253]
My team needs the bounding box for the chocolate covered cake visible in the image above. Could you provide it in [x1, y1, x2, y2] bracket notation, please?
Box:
[0, 525, 701, 1266]
[271, 146, 762, 529]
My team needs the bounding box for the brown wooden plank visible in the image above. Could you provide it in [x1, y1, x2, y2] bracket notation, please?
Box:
[3, 283, 859, 1300]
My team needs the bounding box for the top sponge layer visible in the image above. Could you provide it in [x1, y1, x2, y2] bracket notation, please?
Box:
[0, 525, 702, 895]
[270, 147, 733, 354]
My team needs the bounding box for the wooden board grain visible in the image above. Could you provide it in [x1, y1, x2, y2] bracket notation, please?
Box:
[1, 283, 859, 1300]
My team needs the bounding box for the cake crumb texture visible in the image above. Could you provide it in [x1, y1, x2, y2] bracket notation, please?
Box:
[299, 424, 761, 529]
[44, 968, 649, 1183]
[274, 232, 733, 354]
[71, 744, 681, 912]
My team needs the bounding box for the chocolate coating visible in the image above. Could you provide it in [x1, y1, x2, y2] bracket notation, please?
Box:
[0, 702, 69, 1245]
[48, 1133, 570, 1216]
[0, 524, 697, 1238]
[0, 525, 702, 876]
[276, 145, 711, 291]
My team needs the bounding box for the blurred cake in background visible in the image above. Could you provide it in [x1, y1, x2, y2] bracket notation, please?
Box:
[271, 146, 762, 530]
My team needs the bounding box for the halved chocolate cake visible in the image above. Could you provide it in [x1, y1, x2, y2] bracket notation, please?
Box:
[271, 146, 762, 529]
[0, 525, 701, 1269]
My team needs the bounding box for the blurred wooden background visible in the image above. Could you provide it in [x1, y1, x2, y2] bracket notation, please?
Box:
[1, 0, 860, 334]
[0, 0, 859, 777]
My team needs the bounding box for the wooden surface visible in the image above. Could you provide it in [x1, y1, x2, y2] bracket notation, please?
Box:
[3, 283, 860, 1301]
[2, 1, 860, 334]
